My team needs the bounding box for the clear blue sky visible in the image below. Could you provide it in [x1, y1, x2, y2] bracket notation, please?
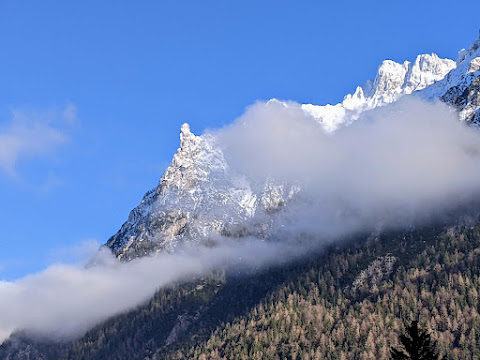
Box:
[1, 0, 479, 280]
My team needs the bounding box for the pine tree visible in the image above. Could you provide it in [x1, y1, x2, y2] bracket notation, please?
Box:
[390, 321, 440, 360]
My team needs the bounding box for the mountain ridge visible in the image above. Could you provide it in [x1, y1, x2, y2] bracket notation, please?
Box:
[106, 32, 480, 261]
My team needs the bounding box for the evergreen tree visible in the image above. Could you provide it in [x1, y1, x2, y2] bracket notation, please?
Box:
[390, 321, 440, 360]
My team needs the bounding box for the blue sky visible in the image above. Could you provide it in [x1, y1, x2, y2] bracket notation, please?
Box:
[1, 0, 480, 280]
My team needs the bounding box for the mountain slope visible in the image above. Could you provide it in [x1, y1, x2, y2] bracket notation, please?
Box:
[419, 31, 480, 125]
[159, 220, 480, 360]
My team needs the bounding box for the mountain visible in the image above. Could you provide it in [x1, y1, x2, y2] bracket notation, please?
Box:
[105, 122, 299, 260]
[3, 31, 480, 360]
[106, 32, 480, 261]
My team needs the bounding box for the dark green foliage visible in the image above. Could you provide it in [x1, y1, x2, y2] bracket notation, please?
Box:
[390, 321, 440, 360]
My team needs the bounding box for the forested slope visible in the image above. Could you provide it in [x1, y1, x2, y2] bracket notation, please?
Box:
[156, 220, 480, 359]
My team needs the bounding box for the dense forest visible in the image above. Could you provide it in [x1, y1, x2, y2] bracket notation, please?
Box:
[159, 220, 480, 360]
[3, 216, 480, 359]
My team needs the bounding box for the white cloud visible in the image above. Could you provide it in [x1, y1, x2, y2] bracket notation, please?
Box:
[0, 104, 76, 177]
[47, 239, 101, 267]
[216, 97, 480, 236]
[0, 239, 302, 343]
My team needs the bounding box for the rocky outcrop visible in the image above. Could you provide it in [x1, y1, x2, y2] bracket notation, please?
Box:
[352, 254, 397, 292]
[441, 75, 480, 125]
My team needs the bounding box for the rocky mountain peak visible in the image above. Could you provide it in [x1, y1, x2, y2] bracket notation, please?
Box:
[158, 123, 211, 196]
[372, 59, 409, 94]
[179, 123, 196, 150]
[366, 54, 455, 104]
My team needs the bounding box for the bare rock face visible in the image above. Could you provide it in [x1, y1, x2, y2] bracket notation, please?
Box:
[441, 75, 480, 125]
[352, 254, 397, 292]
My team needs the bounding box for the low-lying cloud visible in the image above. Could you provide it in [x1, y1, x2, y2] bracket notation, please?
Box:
[2, 96, 480, 344]
[0, 239, 303, 343]
[217, 97, 480, 236]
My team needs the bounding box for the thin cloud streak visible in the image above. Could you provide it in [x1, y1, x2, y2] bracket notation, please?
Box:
[0, 103, 77, 177]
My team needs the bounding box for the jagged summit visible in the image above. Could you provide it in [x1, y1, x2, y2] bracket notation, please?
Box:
[106, 122, 298, 259]
[456, 29, 480, 65]
[179, 123, 195, 148]
[302, 53, 455, 131]
[158, 122, 210, 195]
[106, 32, 480, 260]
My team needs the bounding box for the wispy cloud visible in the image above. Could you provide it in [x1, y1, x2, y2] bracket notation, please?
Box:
[0, 103, 77, 177]
[47, 239, 101, 267]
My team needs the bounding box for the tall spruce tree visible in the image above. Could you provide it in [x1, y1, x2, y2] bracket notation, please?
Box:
[390, 321, 440, 360]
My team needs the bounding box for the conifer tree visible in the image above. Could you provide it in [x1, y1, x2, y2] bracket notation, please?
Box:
[390, 321, 440, 360]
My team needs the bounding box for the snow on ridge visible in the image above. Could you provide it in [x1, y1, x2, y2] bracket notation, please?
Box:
[417, 31, 480, 124]
[301, 53, 456, 132]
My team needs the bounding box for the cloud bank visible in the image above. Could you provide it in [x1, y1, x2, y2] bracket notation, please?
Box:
[3, 97, 480, 343]
[217, 97, 480, 236]
[0, 239, 302, 343]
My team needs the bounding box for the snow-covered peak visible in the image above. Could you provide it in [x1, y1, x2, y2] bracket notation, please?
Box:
[369, 59, 410, 102]
[158, 123, 225, 196]
[107, 123, 298, 258]
[302, 53, 455, 131]
[106, 32, 480, 260]
[403, 54, 456, 94]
